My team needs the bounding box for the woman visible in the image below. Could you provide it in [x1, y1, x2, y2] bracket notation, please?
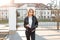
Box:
[24, 9, 38, 40]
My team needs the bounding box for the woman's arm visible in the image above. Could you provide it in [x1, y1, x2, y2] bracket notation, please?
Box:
[35, 16, 38, 28]
[32, 16, 38, 30]
[32, 16, 38, 32]
[24, 18, 27, 28]
[24, 17, 30, 29]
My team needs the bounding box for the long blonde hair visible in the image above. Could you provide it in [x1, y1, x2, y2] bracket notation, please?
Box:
[27, 9, 34, 16]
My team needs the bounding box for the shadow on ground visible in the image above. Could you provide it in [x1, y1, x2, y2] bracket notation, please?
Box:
[9, 32, 23, 40]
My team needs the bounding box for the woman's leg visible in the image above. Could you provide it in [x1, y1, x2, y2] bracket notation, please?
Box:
[31, 31, 35, 40]
[25, 31, 30, 40]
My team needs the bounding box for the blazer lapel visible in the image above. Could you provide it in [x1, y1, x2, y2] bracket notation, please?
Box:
[31, 16, 34, 28]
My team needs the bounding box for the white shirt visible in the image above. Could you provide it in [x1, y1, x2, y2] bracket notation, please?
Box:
[28, 16, 32, 28]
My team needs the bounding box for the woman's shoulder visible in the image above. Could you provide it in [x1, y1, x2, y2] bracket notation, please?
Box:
[33, 16, 36, 18]
[24, 16, 28, 19]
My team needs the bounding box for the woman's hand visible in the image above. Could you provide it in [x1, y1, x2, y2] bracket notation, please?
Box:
[32, 29, 35, 32]
[26, 24, 31, 28]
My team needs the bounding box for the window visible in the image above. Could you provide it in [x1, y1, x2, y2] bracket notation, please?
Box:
[44, 12, 46, 15]
[48, 16, 49, 18]
[48, 12, 49, 14]
[44, 16, 46, 18]
[16, 9, 27, 27]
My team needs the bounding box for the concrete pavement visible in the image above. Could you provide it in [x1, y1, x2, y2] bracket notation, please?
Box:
[0, 22, 60, 40]
[9, 27, 60, 40]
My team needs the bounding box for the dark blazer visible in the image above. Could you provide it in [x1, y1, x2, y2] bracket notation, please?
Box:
[24, 16, 38, 31]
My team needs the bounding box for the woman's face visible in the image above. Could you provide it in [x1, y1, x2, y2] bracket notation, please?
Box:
[28, 9, 34, 16]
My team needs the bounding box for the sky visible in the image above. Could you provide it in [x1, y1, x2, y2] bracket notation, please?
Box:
[14, 0, 60, 5]
[0, 0, 11, 6]
[0, 0, 60, 6]
[14, 0, 51, 4]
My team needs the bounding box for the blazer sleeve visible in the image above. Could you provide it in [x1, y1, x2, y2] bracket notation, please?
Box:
[24, 17, 29, 29]
[35, 16, 38, 28]
[35, 18, 38, 27]
[32, 16, 38, 29]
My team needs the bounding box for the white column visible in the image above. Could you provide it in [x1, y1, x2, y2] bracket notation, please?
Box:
[8, 7, 16, 30]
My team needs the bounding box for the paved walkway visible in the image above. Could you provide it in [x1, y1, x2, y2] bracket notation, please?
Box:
[9, 27, 60, 40]
[0, 23, 60, 40]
